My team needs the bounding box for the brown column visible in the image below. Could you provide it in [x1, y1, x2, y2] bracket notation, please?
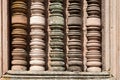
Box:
[11, 0, 28, 71]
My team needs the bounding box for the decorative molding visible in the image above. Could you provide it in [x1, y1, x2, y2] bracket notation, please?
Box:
[104, 0, 120, 79]
[115, 0, 120, 79]
[102, 0, 110, 72]
[0, 0, 9, 77]
[0, 0, 2, 76]
[2, 71, 111, 80]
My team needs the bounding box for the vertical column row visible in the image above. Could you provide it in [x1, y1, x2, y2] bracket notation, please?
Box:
[86, 0, 102, 72]
[29, 0, 46, 71]
[67, 0, 83, 71]
[49, 0, 65, 71]
[10, 0, 103, 72]
[11, 0, 28, 71]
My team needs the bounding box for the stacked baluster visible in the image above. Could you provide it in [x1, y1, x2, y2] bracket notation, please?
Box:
[86, 0, 102, 72]
[67, 0, 83, 71]
[11, 0, 28, 71]
[29, 0, 46, 71]
[49, 0, 65, 71]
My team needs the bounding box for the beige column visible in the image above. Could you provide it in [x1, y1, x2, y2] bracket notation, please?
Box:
[30, 0, 46, 71]
[86, 0, 102, 72]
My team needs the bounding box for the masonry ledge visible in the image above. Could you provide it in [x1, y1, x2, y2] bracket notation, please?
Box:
[1, 70, 113, 80]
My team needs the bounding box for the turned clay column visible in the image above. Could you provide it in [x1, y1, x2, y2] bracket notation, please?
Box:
[49, 0, 65, 71]
[67, 0, 83, 71]
[11, 0, 28, 71]
[29, 0, 46, 71]
[86, 0, 102, 72]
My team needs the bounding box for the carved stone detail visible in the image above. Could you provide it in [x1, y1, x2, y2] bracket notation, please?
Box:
[11, 0, 28, 71]
[49, 0, 65, 71]
[10, 0, 103, 72]
[86, 0, 102, 72]
[29, 0, 46, 71]
[67, 0, 83, 71]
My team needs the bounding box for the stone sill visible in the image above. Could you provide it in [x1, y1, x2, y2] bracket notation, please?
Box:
[1, 70, 113, 80]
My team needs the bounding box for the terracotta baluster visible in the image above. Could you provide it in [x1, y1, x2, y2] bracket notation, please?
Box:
[29, 0, 46, 71]
[67, 0, 83, 71]
[49, 0, 65, 71]
[86, 0, 102, 72]
[11, 0, 28, 71]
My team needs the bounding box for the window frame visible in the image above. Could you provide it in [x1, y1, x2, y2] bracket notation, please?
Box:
[0, 0, 119, 79]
